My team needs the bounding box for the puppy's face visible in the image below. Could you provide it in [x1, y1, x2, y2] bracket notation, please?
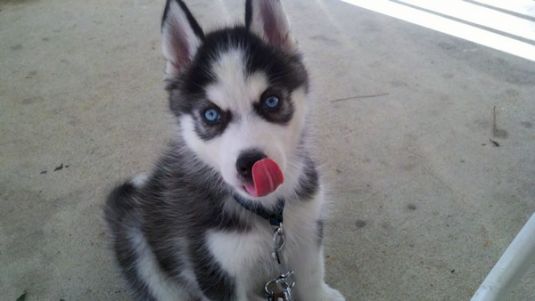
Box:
[162, 0, 308, 199]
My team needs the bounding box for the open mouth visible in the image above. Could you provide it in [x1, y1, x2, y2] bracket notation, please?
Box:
[241, 158, 284, 198]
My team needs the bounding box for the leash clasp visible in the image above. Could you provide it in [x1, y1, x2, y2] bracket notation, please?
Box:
[264, 271, 295, 301]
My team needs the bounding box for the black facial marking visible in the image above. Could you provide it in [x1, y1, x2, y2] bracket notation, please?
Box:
[167, 26, 308, 124]
[254, 87, 294, 124]
[244, 34, 308, 92]
[191, 101, 232, 140]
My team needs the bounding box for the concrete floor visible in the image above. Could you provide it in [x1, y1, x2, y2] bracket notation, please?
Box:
[1, 0, 534, 300]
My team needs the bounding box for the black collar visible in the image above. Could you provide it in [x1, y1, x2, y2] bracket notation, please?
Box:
[233, 194, 285, 226]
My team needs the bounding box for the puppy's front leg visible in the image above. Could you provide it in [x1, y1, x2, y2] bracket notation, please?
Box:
[292, 247, 345, 301]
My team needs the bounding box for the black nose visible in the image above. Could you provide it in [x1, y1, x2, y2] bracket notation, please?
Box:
[236, 150, 266, 180]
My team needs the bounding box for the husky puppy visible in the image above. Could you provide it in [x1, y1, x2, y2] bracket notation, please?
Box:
[104, 0, 345, 300]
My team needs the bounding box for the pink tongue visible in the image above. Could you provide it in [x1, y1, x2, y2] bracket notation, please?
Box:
[244, 158, 284, 197]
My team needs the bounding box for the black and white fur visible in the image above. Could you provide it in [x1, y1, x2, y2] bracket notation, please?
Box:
[104, 0, 345, 300]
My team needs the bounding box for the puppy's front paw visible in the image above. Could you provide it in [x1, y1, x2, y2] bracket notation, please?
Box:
[323, 284, 345, 301]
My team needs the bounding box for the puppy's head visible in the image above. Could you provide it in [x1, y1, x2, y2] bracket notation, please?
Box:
[162, 0, 309, 200]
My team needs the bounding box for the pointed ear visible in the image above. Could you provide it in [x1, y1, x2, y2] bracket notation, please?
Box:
[161, 0, 204, 78]
[245, 0, 296, 52]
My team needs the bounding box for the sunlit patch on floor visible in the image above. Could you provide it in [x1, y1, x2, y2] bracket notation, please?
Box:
[339, 0, 535, 61]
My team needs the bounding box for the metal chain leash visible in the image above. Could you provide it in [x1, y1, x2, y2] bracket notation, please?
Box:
[264, 223, 295, 301]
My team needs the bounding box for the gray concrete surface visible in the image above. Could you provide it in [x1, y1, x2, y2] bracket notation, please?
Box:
[1, 0, 534, 300]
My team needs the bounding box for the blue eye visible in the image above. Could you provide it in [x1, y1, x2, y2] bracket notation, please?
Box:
[263, 96, 280, 109]
[203, 108, 221, 124]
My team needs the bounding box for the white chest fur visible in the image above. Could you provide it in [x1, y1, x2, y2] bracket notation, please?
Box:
[205, 193, 324, 297]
